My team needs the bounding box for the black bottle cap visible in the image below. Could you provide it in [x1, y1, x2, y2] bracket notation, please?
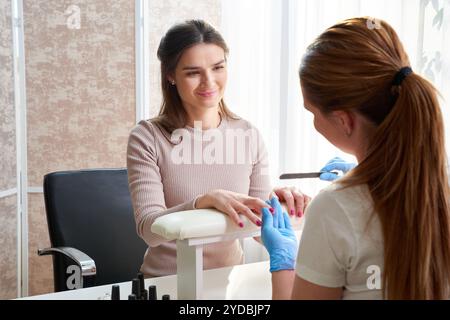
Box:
[111, 285, 120, 300]
[137, 273, 148, 300]
[128, 294, 137, 300]
[137, 273, 145, 291]
[162, 294, 170, 300]
[132, 278, 141, 299]
[148, 285, 157, 300]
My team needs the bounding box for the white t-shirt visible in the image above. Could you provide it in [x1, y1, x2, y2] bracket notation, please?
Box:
[295, 183, 384, 299]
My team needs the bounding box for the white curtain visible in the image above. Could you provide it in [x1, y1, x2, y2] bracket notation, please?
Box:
[221, 0, 450, 197]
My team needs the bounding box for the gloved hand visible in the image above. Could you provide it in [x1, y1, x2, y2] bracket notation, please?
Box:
[261, 197, 298, 272]
[320, 157, 357, 181]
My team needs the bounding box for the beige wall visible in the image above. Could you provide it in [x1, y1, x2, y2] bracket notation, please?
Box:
[28, 194, 52, 295]
[0, 195, 17, 299]
[24, 0, 136, 187]
[23, 0, 136, 295]
[0, 0, 18, 300]
[0, 0, 16, 190]
[1, 0, 221, 297]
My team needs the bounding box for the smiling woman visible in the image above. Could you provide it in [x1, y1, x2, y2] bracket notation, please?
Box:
[169, 43, 228, 129]
[126, 19, 310, 278]
[153, 20, 238, 134]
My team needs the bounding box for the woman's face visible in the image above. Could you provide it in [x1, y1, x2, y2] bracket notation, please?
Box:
[170, 43, 227, 113]
[301, 85, 353, 154]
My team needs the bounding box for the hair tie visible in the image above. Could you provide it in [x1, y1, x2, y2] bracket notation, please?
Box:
[392, 66, 413, 86]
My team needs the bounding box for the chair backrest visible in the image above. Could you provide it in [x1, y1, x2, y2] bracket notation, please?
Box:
[43, 168, 147, 291]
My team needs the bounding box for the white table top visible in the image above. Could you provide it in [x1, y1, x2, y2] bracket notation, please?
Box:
[19, 261, 271, 300]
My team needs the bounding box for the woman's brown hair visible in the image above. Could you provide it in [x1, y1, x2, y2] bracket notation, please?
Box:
[300, 17, 450, 299]
[154, 19, 239, 134]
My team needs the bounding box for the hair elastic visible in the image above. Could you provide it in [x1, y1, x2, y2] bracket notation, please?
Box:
[392, 66, 413, 86]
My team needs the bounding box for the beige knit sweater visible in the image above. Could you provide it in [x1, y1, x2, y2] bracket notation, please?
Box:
[126, 116, 271, 277]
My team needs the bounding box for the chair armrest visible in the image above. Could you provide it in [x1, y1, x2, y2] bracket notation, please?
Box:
[151, 209, 303, 242]
[38, 246, 96, 277]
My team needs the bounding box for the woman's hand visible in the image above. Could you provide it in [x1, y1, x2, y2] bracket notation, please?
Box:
[271, 186, 311, 218]
[195, 189, 271, 227]
[319, 157, 357, 181]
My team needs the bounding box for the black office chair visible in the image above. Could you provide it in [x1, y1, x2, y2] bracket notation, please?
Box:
[38, 168, 147, 292]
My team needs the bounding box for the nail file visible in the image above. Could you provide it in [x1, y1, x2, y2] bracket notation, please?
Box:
[279, 171, 338, 180]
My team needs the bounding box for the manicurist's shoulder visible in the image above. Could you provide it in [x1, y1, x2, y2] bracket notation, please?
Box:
[305, 182, 373, 226]
[305, 183, 343, 218]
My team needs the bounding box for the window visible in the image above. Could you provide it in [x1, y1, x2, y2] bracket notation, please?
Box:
[222, 0, 450, 196]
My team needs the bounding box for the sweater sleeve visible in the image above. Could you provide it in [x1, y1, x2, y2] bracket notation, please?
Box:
[248, 125, 272, 201]
[126, 121, 200, 247]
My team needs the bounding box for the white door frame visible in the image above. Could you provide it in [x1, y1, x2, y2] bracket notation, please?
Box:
[11, 0, 28, 298]
[135, 0, 151, 123]
[9, 0, 150, 298]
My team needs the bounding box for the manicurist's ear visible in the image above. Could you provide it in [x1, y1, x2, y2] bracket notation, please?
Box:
[332, 110, 355, 137]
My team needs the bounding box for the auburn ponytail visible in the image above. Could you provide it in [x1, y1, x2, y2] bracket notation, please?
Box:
[300, 17, 450, 299]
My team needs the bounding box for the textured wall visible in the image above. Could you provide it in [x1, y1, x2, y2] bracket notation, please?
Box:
[0, 0, 17, 191]
[20, 0, 221, 296]
[24, 0, 136, 187]
[28, 194, 52, 295]
[0, 0, 18, 300]
[23, 0, 136, 295]
[148, 0, 222, 116]
[0, 195, 17, 299]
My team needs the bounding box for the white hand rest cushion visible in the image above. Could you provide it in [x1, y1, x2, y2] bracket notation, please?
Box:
[151, 209, 302, 241]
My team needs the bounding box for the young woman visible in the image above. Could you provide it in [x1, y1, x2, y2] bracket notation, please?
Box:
[127, 20, 310, 277]
[262, 17, 450, 300]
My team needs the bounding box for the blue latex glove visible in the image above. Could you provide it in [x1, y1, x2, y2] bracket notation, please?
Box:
[261, 197, 298, 272]
[320, 157, 357, 181]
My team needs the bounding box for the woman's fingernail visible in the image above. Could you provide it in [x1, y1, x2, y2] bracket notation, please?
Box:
[239, 222, 244, 228]
[269, 208, 274, 213]
[256, 220, 262, 227]
[290, 209, 294, 216]
[298, 211, 303, 217]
